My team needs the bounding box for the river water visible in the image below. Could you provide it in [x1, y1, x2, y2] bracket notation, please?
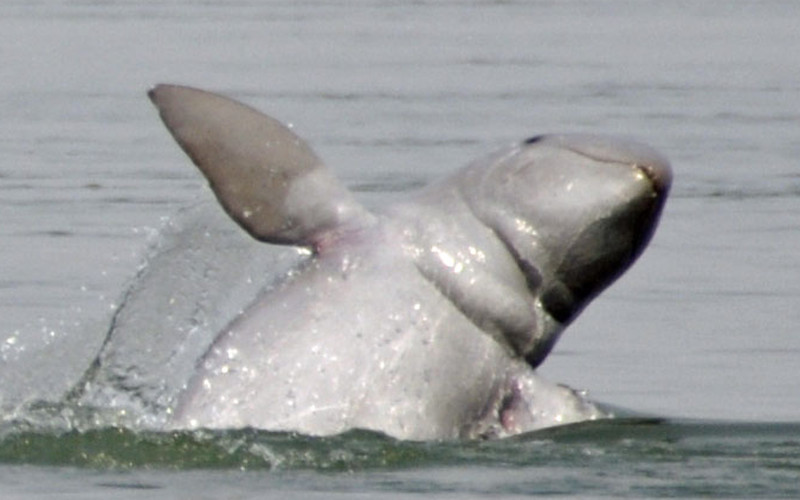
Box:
[1, 0, 799, 498]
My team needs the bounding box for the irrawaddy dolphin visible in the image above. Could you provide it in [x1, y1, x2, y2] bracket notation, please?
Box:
[77, 84, 671, 440]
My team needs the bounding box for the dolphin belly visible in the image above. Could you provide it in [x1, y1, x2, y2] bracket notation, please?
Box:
[173, 237, 521, 439]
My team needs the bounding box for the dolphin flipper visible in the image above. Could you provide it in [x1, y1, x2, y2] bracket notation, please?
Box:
[148, 84, 371, 248]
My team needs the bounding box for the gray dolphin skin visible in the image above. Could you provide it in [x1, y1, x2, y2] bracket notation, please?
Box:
[143, 84, 671, 440]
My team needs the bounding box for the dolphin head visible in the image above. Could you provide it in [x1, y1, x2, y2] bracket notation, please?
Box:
[458, 134, 671, 367]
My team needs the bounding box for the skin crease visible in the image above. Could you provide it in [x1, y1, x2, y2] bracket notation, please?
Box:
[76, 85, 671, 441]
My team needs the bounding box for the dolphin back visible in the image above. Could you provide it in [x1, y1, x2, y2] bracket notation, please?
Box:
[148, 84, 370, 248]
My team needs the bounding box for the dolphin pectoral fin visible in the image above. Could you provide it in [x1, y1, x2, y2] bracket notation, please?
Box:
[148, 84, 371, 247]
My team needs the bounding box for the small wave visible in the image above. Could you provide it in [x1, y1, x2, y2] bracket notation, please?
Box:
[3, 401, 799, 476]
[0, 406, 423, 470]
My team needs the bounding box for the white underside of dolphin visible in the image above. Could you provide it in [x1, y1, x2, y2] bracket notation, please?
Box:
[77, 85, 672, 440]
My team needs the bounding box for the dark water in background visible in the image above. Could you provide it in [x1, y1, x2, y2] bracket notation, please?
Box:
[1, 0, 799, 497]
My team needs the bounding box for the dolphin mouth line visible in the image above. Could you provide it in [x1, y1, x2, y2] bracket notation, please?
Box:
[561, 144, 626, 165]
[559, 144, 671, 197]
